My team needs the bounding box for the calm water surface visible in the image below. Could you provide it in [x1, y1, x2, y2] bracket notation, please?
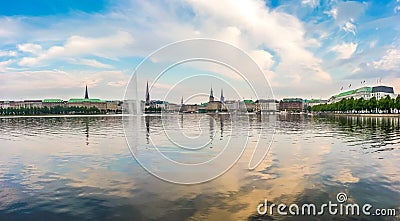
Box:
[0, 114, 399, 220]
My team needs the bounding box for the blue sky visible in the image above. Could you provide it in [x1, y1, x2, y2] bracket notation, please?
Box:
[0, 0, 399, 102]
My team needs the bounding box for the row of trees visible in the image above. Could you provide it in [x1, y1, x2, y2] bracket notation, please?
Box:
[144, 107, 162, 113]
[0, 106, 105, 115]
[311, 95, 400, 113]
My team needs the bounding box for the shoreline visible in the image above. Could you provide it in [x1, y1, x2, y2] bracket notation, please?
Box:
[316, 113, 400, 118]
[0, 114, 122, 118]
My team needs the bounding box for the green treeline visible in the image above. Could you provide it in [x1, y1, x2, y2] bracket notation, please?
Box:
[145, 107, 162, 113]
[312, 95, 400, 113]
[0, 106, 104, 115]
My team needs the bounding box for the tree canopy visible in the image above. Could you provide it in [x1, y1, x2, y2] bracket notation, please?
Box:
[312, 95, 400, 114]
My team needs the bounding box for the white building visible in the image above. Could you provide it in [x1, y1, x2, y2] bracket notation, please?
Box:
[165, 103, 180, 112]
[223, 100, 240, 112]
[329, 85, 397, 103]
[0, 101, 10, 109]
[255, 99, 279, 114]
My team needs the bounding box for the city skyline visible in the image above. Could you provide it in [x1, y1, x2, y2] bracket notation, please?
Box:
[0, 0, 399, 101]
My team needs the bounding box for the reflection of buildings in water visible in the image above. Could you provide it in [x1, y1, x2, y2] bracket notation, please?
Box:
[180, 114, 183, 129]
[145, 116, 150, 144]
[256, 113, 261, 122]
[324, 116, 400, 150]
[209, 115, 215, 145]
[220, 116, 223, 139]
[84, 118, 89, 145]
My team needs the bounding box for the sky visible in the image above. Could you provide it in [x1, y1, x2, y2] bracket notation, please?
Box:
[0, 0, 399, 102]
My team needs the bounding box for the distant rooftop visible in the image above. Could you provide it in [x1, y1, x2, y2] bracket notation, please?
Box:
[68, 98, 105, 103]
[333, 85, 394, 99]
[281, 98, 303, 102]
[43, 99, 64, 103]
[243, 100, 254, 104]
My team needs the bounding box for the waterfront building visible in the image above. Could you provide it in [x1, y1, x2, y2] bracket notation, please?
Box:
[329, 85, 396, 103]
[242, 100, 255, 112]
[0, 101, 10, 109]
[206, 101, 221, 112]
[1, 85, 121, 113]
[279, 98, 304, 112]
[10, 101, 25, 108]
[206, 86, 225, 112]
[42, 99, 65, 108]
[150, 100, 167, 110]
[165, 103, 180, 112]
[67, 98, 107, 110]
[23, 100, 43, 108]
[371, 86, 397, 100]
[255, 99, 279, 114]
[198, 103, 207, 113]
[183, 104, 199, 113]
[105, 100, 119, 112]
[224, 100, 239, 112]
[67, 86, 107, 110]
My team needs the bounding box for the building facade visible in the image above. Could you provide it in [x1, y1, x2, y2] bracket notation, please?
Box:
[329, 85, 397, 103]
[42, 99, 65, 108]
[224, 100, 239, 112]
[242, 100, 255, 112]
[255, 99, 279, 114]
[67, 98, 107, 110]
[182, 104, 199, 113]
[279, 98, 304, 112]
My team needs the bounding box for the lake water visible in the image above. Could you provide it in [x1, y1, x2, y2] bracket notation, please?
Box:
[0, 114, 399, 220]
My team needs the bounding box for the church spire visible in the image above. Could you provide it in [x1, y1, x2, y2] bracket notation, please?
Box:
[220, 88, 224, 103]
[145, 81, 150, 105]
[209, 85, 214, 102]
[84, 85, 89, 99]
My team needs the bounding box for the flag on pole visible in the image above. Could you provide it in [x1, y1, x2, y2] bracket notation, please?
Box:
[349, 84, 351, 88]
[340, 86, 343, 90]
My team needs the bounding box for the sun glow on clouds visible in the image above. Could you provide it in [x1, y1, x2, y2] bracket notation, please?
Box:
[0, 0, 398, 100]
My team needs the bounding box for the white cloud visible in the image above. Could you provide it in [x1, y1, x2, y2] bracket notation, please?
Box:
[185, 0, 330, 84]
[249, 50, 274, 72]
[0, 50, 18, 57]
[1, 0, 338, 99]
[325, 8, 338, 19]
[0, 59, 14, 72]
[373, 48, 400, 70]
[18, 31, 134, 67]
[108, 80, 127, 87]
[369, 40, 377, 48]
[326, 1, 366, 36]
[331, 42, 358, 59]
[0, 69, 129, 100]
[17, 43, 42, 54]
[69, 58, 113, 69]
[301, 0, 320, 8]
[351, 67, 361, 73]
[342, 20, 356, 35]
